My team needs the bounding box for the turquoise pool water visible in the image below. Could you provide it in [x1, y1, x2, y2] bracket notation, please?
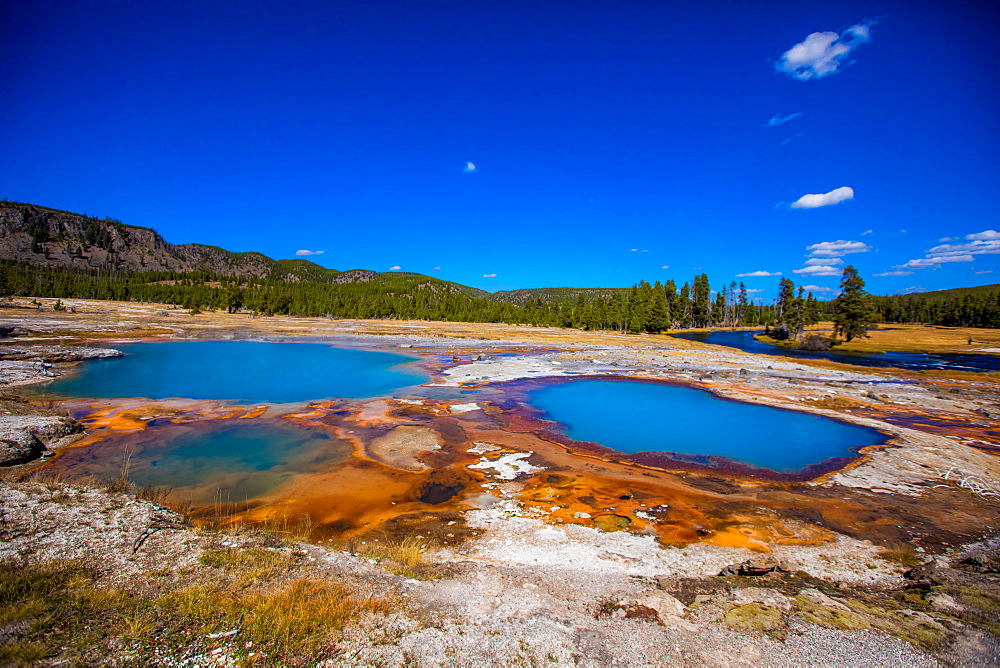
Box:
[43, 420, 351, 504]
[37, 341, 426, 403]
[529, 379, 884, 472]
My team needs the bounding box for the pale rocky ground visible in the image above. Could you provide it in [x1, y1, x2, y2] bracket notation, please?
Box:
[2, 298, 999, 664]
[0, 480, 943, 667]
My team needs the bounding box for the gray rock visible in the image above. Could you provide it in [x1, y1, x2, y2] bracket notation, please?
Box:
[0, 415, 82, 465]
[727, 587, 795, 610]
[718, 556, 787, 577]
[797, 588, 851, 611]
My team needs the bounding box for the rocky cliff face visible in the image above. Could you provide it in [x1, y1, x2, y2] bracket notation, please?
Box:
[1, 202, 288, 278]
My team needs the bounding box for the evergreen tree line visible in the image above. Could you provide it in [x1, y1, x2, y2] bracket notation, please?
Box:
[1, 259, 998, 330]
[871, 291, 1000, 328]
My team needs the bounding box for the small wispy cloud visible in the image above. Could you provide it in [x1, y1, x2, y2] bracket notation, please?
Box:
[801, 284, 839, 293]
[791, 186, 855, 209]
[736, 270, 781, 277]
[874, 270, 913, 277]
[939, 236, 957, 242]
[630, 248, 638, 252]
[463, 161, 476, 173]
[904, 256, 976, 269]
[806, 239, 871, 258]
[389, 265, 402, 271]
[661, 265, 670, 269]
[975, 269, 994, 275]
[295, 249, 324, 256]
[767, 112, 802, 127]
[777, 21, 874, 80]
[746, 288, 766, 294]
[804, 257, 844, 266]
[861, 229, 873, 236]
[793, 265, 842, 276]
[433, 266, 441, 270]
[780, 133, 803, 147]
[897, 255, 976, 269]
[482, 273, 497, 278]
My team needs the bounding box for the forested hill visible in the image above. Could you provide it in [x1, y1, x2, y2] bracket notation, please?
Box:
[490, 287, 626, 305]
[1, 200, 333, 280]
[904, 284, 1000, 299]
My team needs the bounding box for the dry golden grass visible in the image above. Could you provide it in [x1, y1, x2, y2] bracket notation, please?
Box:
[0, 554, 393, 664]
[343, 535, 445, 580]
[814, 322, 1000, 354]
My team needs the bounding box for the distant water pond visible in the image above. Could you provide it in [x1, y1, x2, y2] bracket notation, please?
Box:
[673, 330, 1000, 373]
[529, 378, 885, 472]
[42, 420, 351, 505]
[35, 341, 426, 403]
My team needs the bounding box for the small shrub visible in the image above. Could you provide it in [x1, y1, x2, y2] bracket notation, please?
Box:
[723, 603, 784, 635]
[878, 550, 926, 568]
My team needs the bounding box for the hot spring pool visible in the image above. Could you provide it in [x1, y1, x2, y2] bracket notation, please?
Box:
[528, 378, 885, 472]
[33, 340, 426, 403]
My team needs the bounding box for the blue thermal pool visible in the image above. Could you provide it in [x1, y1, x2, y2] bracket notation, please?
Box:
[528, 378, 886, 472]
[34, 341, 426, 403]
[43, 420, 352, 505]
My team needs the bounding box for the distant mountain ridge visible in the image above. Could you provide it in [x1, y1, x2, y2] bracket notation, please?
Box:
[5, 200, 996, 307]
[0, 200, 343, 282]
[0, 201, 492, 298]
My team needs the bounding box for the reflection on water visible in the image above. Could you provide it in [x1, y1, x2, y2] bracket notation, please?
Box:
[673, 330, 1000, 372]
[529, 378, 885, 472]
[31, 341, 427, 403]
[42, 420, 352, 505]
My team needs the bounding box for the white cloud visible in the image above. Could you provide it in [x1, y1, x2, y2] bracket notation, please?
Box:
[890, 230, 1000, 271]
[791, 186, 855, 209]
[767, 112, 802, 127]
[463, 161, 476, 173]
[482, 273, 497, 278]
[804, 257, 844, 266]
[630, 248, 638, 252]
[801, 284, 840, 293]
[896, 255, 976, 269]
[794, 265, 842, 276]
[389, 265, 402, 271]
[861, 229, 873, 236]
[874, 270, 914, 277]
[975, 269, 994, 275]
[777, 21, 873, 80]
[433, 266, 441, 270]
[745, 288, 766, 294]
[939, 236, 957, 242]
[806, 239, 871, 257]
[736, 270, 782, 277]
[295, 249, 324, 256]
[661, 265, 670, 269]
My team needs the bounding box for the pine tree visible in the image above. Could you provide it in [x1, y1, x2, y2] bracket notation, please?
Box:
[691, 274, 711, 327]
[833, 265, 877, 342]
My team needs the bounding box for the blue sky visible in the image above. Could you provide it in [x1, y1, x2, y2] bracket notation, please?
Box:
[2, 0, 998, 299]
